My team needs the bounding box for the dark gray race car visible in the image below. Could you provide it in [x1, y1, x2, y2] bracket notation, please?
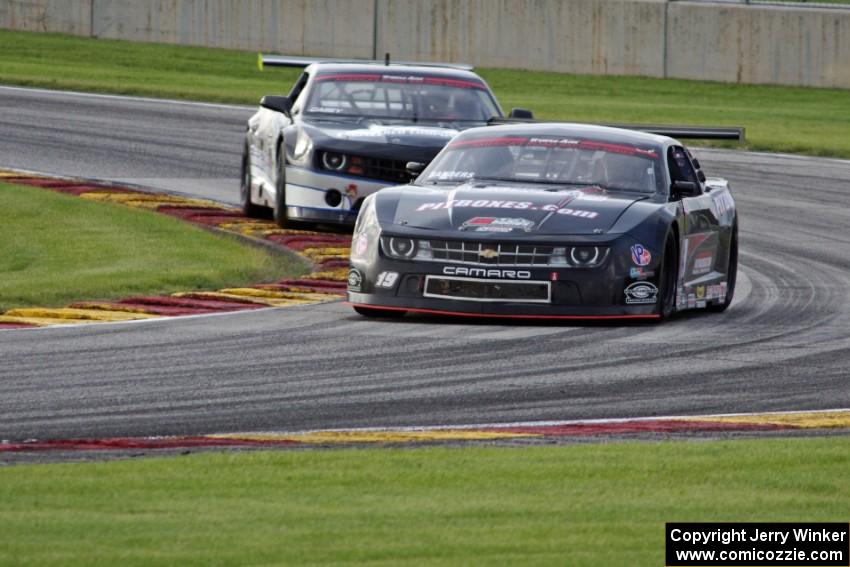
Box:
[347, 123, 738, 321]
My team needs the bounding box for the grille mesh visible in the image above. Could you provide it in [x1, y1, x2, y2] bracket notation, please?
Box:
[361, 157, 411, 184]
[426, 240, 557, 267]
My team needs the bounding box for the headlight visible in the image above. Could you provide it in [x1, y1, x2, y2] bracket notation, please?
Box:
[286, 129, 314, 167]
[319, 151, 365, 176]
[321, 151, 348, 171]
[570, 246, 601, 266]
[551, 246, 608, 267]
[381, 236, 418, 260]
[350, 196, 379, 262]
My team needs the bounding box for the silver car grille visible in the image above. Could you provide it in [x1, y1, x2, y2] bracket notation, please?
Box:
[422, 240, 558, 267]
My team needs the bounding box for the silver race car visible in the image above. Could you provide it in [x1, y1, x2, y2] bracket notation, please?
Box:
[241, 55, 532, 227]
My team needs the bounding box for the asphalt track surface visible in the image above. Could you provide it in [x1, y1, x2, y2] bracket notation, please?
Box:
[1, 86, 849, 442]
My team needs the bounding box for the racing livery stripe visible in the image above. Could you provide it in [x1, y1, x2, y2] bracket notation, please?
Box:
[315, 73, 486, 89]
[448, 136, 658, 157]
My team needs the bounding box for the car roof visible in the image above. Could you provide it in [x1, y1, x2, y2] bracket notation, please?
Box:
[461, 122, 674, 148]
[307, 62, 486, 82]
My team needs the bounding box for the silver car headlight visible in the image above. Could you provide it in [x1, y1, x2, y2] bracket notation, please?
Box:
[350, 196, 379, 262]
[286, 128, 314, 167]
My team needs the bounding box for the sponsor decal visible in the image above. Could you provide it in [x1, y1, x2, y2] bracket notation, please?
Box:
[544, 204, 599, 218]
[693, 253, 712, 275]
[429, 170, 475, 181]
[573, 193, 609, 202]
[375, 271, 399, 289]
[696, 300, 706, 308]
[696, 285, 706, 300]
[345, 184, 359, 200]
[687, 293, 696, 309]
[712, 191, 735, 218]
[443, 266, 531, 279]
[417, 199, 531, 211]
[624, 282, 658, 305]
[415, 200, 598, 219]
[705, 283, 728, 302]
[461, 217, 535, 233]
[347, 268, 363, 291]
[527, 137, 581, 147]
[630, 267, 655, 280]
[307, 106, 344, 114]
[631, 244, 652, 267]
[337, 127, 456, 141]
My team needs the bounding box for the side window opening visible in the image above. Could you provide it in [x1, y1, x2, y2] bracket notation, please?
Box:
[288, 72, 310, 107]
[667, 146, 699, 187]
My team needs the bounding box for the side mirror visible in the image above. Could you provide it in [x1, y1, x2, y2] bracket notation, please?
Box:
[508, 107, 534, 120]
[671, 180, 699, 197]
[406, 161, 426, 178]
[692, 158, 701, 169]
[260, 95, 292, 117]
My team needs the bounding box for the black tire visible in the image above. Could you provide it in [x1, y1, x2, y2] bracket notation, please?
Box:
[707, 223, 738, 313]
[657, 233, 679, 320]
[240, 141, 263, 218]
[272, 142, 289, 228]
[353, 305, 407, 318]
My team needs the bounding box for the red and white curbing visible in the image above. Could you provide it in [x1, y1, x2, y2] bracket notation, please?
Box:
[3, 409, 848, 454]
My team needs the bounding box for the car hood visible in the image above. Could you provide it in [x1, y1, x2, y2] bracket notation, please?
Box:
[380, 183, 651, 235]
[301, 118, 464, 162]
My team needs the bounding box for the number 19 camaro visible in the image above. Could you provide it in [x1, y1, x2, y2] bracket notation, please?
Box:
[347, 123, 738, 321]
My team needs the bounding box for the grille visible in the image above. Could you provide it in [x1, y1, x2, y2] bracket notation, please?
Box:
[425, 240, 557, 267]
[361, 156, 411, 184]
[424, 276, 551, 303]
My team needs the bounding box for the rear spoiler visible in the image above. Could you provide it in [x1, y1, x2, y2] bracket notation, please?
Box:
[258, 53, 475, 72]
[488, 118, 745, 142]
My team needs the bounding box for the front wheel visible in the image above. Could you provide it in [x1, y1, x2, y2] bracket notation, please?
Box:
[656, 234, 679, 320]
[707, 223, 738, 313]
[240, 141, 263, 218]
[272, 143, 289, 228]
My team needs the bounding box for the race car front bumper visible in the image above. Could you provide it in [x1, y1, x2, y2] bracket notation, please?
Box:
[284, 166, 390, 225]
[347, 252, 662, 320]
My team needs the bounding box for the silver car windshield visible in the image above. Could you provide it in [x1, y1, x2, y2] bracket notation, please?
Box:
[419, 135, 664, 194]
[304, 73, 500, 122]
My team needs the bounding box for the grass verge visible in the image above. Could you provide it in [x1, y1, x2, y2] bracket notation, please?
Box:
[0, 437, 847, 566]
[1, 30, 849, 157]
[0, 182, 304, 311]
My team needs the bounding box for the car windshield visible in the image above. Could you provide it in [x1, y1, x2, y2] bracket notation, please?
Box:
[418, 135, 664, 194]
[304, 73, 500, 122]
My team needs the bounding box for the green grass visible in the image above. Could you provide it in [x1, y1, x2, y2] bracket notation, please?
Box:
[1, 30, 849, 157]
[0, 438, 846, 566]
[0, 182, 305, 311]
